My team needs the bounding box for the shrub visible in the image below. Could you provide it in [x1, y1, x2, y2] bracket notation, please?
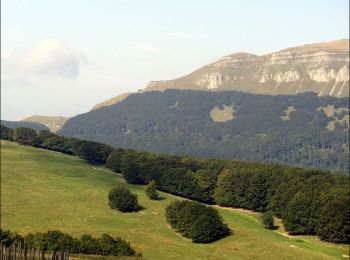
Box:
[99, 234, 136, 256]
[79, 234, 101, 254]
[108, 187, 140, 212]
[261, 211, 274, 229]
[165, 201, 229, 243]
[145, 180, 159, 200]
[189, 215, 228, 243]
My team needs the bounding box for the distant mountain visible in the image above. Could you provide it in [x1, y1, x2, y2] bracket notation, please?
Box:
[20, 116, 68, 132]
[93, 39, 349, 110]
[59, 90, 349, 172]
[1, 120, 49, 131]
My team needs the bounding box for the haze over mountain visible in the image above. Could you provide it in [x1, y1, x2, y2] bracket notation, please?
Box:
[20, 116, 68, 132]
[93, 39, 349, 110]
[1, 120, 49, 132]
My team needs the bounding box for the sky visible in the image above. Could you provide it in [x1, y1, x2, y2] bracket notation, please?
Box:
[1, 0, 349, 120]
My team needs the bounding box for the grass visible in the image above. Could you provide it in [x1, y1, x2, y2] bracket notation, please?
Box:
[1, 140, 349, 260]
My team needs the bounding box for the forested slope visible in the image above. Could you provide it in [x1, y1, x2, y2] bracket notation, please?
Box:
[59, 90, 349, 172]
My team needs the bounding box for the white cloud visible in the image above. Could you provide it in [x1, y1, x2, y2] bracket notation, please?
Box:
[20, 39, 86, 78]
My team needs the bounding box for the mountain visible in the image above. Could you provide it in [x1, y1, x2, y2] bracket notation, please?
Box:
[59, 90, 349, 172]
[145, 39, 349, 95]
[20, 115, 68, 132]
[92, 92, 131, 110]
[92, 39, 349, 110]
[1, 120, 49, 131]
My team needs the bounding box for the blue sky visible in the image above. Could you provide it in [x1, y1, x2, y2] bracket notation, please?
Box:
[1, 0, 349, 120]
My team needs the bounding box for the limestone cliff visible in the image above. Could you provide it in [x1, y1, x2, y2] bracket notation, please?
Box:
[144, 39, 349, 97]
[93, 39, 349, 110]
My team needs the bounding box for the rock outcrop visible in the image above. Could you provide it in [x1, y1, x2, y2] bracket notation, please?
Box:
[144, 39, 349, 97]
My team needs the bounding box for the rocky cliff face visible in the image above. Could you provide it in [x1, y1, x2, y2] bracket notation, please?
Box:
[92, 39, 349, 110]
[144, 39, 349, 97]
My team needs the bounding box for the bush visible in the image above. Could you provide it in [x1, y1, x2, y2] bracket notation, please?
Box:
[261, 211, 274, 229]
[99, 234, 136, 256]
[0, 229, 23, 247]
[79, 234, 101, 254]
[165, 200, 229, 243]
[108, 187, 140, 212]
[145, 180, 159, 200]
[189, 215, 229, 243]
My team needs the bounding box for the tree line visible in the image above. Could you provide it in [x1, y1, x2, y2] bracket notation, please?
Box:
[1, 124, 348, 243]
[0, 229, 138, 258]
[1, 126, 113, 165]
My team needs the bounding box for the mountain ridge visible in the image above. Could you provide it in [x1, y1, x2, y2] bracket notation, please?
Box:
[20, 115, 68, 132]
[93, 39, 349, 110]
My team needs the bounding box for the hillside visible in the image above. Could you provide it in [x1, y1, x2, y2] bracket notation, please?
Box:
[93, 39, 349, 110]
[59, 90, 349, 172]
[1, 120, 49, 131]
[1, 140, 348, 259]
[92, 92, 132, 110]
[20, 115, 68, 132]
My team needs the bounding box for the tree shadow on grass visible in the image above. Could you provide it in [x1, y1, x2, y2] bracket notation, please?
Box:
[264, 225, 279, 230]
[136, 205, 146, 212]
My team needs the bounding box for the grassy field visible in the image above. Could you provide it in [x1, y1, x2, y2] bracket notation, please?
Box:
[1, 140, 349, 260]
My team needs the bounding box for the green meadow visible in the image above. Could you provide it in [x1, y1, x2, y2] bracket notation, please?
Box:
[1, 140, 348, 259]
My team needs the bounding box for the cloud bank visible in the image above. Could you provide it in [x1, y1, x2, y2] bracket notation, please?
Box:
[20, 39, 86, 78]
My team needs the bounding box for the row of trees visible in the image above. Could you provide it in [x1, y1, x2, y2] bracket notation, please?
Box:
[1, 124, 349, 243]
[0, 229, 137, 257]
[1, 126, 113, 165]
[109, 148, 349, 243]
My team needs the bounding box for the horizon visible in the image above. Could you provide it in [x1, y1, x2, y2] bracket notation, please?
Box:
[1, 0, 349, 120]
